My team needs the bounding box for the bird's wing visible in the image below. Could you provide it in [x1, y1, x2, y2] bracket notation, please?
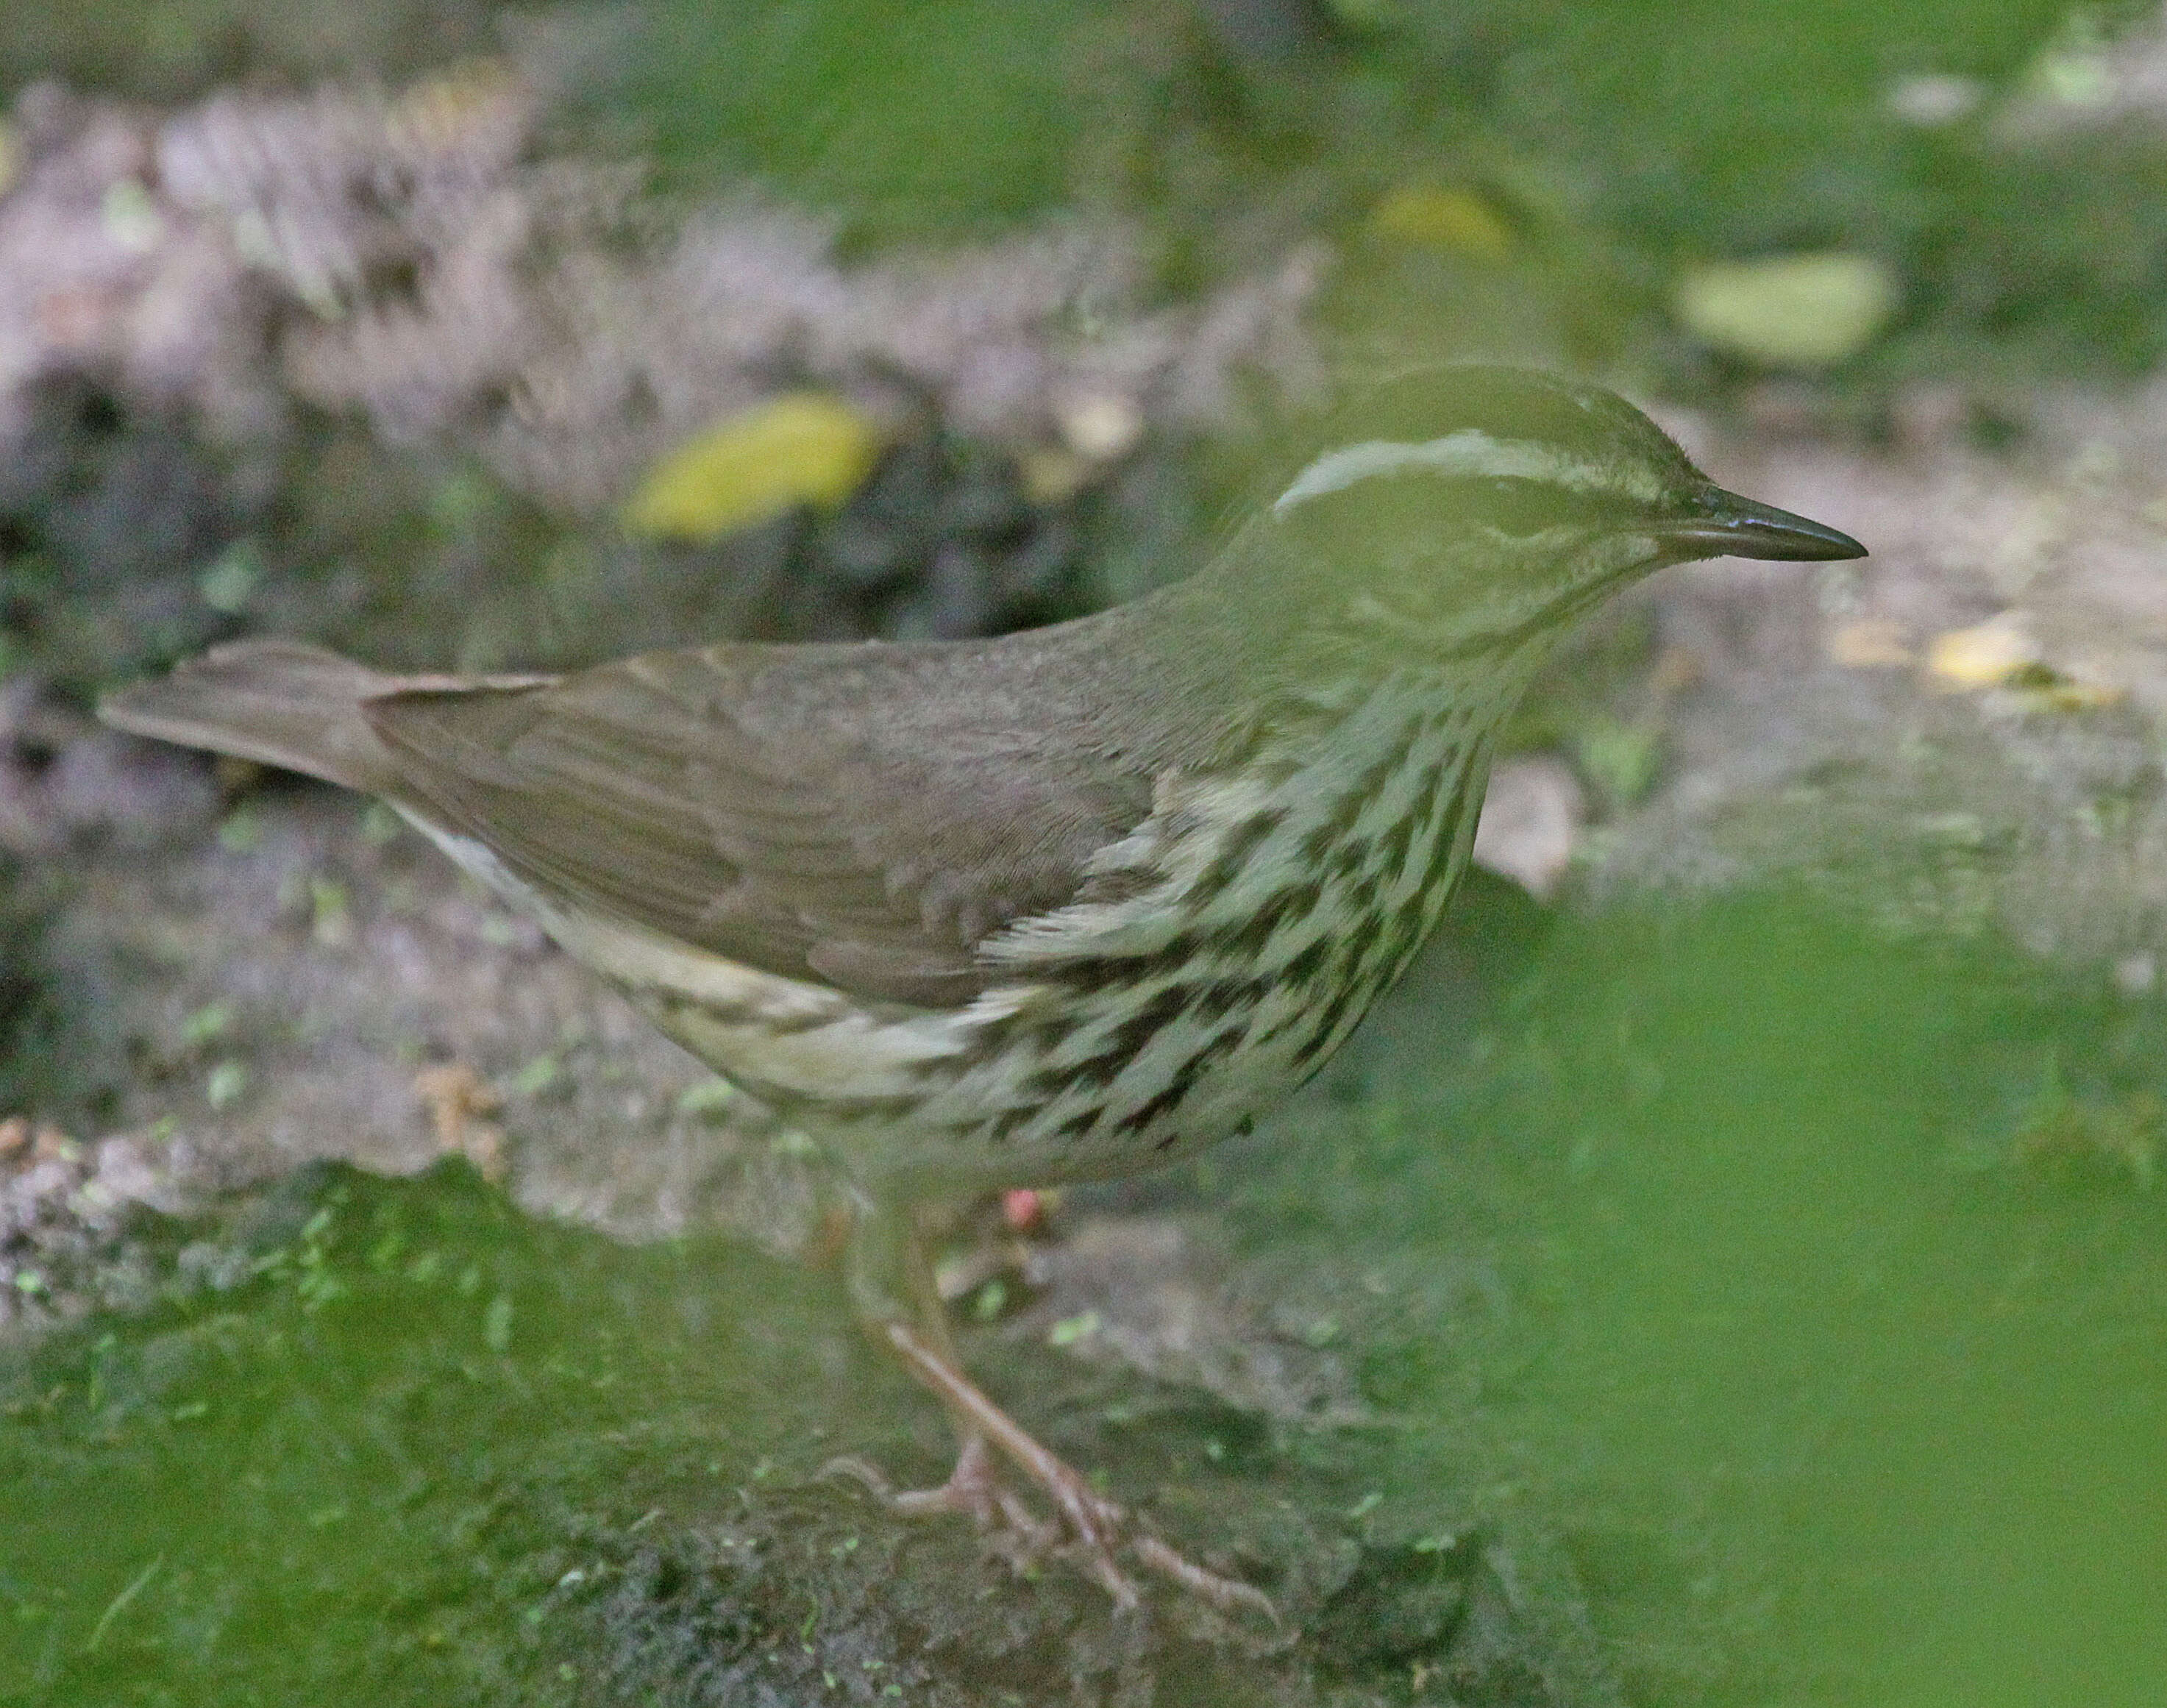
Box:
[363, 641, 1159, 1006]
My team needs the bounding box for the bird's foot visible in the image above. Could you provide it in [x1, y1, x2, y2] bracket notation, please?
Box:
[825, 1434, 1275, 1622]
[823, 1433, 1047, 1537]
[821, 1434, 1059, 1581]
[842, 1320, 1279, 1625]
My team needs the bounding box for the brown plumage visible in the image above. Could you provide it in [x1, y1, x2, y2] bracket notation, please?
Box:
[109, 586, 1306, 1007]
[100, 366, 1864, 1613]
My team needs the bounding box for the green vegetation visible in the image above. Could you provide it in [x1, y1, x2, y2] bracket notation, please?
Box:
[617, 0, 2167, 390]
[4, 892, 2162, 1702]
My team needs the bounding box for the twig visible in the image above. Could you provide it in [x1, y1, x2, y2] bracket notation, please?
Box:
[84, 1554, 163, 1654]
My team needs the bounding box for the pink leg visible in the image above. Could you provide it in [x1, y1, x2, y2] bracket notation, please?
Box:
[884, 1318, 1278, 1623]
[835, 1196, 1278, 1622]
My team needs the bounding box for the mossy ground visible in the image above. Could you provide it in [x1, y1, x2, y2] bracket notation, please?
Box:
[3, 883, 2161, 1705]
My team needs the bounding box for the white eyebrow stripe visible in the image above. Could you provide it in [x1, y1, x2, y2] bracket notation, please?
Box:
[1273, 430, 1640, 513]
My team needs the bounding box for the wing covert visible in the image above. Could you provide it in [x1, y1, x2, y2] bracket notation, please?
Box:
[363, 643, 1153, 1006]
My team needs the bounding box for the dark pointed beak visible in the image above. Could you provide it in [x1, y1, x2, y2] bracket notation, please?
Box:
[1659, 485, 1867, 563]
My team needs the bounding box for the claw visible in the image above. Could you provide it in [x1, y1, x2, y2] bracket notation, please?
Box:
[869, 1318, 1278, 1623]
[821, 1435, 1006, 1528]
[1133, 1534, 1281, 1628]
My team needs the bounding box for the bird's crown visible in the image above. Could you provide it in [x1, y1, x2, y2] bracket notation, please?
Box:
[1257, 366, 1862, 656]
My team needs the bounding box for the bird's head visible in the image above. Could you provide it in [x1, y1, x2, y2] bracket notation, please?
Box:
[1262, 366, 1864, 660]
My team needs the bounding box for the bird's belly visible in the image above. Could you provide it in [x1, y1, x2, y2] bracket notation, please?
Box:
[912, 909, 1428, 1186]
[630, 864, 1467, 1195]
[878, 741, 1492, 1187]
[627, 688, 1491, 1195]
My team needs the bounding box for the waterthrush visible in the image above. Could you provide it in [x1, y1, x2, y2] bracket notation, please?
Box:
[101, 366, 1863, 1615]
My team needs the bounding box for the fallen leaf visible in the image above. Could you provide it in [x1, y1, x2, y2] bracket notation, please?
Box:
[624, 392, 884, 542]
[1926, 612, 2040, 688]
[1924, 613, 2125, 708]
[390, 56, 529, 154]
[1054, 393, 1142, 461]
[1367, 185, 1514, 260]
[414, 1062, 508, 1183]
[1673, 252, 1897, 368]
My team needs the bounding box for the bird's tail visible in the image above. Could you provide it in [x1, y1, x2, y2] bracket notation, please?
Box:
[98, 638, 550, 795]
[98, 639, 413, 792]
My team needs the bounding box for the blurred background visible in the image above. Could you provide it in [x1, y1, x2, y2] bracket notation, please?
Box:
[1, 3, 2164, 1705]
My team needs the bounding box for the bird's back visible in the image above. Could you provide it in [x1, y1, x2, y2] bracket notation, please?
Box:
[98, 586, 1291, 1011]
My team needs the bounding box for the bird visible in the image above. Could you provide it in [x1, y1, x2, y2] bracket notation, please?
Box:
[99, 366, 1864, 1617]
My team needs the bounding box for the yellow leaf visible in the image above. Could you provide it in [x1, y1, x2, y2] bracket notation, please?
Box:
[1673, 252, 1897, 368]
[1921, 615, 2125, 708]
[1367, 186, 1514, 260]
[1925, 613, 2040, 689]
[624, 393, 884, 543]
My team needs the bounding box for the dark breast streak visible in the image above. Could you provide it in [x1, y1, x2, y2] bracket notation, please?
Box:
[899, 673, 1498, 1184]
